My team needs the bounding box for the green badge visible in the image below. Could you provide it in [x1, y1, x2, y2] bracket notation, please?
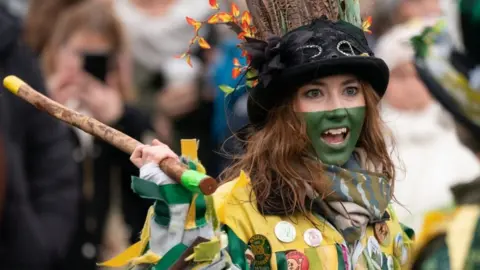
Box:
[248, 234, 272, 269]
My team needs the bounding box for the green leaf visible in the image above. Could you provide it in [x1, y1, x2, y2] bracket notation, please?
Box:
[246, 69, 258, 79]
[219, 85, 235, 95]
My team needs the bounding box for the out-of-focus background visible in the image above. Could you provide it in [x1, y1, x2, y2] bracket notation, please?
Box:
[0, 0, 478, 269]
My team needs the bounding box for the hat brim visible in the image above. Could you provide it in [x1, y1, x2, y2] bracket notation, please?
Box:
[414, 56, 480, 136]
[247, 56, 389, 126]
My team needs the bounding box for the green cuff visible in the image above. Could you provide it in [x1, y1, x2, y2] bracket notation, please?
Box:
[131, 176, 192, 204]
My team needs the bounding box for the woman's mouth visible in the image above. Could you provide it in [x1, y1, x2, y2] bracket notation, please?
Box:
[320, 127, 349, 145]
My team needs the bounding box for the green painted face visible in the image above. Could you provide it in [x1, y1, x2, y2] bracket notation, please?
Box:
[302, 106, 366, 166]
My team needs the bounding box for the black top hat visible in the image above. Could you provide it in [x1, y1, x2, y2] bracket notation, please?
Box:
[180, 0, 388, 128]
[245, 18, 389, 126]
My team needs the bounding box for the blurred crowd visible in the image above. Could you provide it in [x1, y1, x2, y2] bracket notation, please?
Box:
[0, 0, 478, 269]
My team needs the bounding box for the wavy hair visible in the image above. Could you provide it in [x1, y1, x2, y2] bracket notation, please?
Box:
[221, 82, 395, 216]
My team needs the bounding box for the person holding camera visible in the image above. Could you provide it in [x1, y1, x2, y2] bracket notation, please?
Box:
[41, 2, 155, 269]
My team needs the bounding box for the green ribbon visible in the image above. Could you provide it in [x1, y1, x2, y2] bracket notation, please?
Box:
[153, 243, 188, 270]
[131, 176, 207, 227]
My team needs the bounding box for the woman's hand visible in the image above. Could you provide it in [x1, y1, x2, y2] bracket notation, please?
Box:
[78, 75, 124, 125]
[130, 139, 179, 169]
[47, 70, 80, 105]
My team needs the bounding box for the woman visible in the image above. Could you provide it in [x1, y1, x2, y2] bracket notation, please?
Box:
[105, 0, 414, 269]
[41, 2, 155, 269]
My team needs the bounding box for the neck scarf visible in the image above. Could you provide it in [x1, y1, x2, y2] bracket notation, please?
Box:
[311, 151, 392, 244]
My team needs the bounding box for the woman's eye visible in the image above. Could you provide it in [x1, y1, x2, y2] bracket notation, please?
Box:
[305, 89, 322, 98]
[344, 87, 359, 96]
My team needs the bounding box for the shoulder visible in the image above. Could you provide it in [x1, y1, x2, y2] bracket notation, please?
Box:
[213, 171, 254, 224]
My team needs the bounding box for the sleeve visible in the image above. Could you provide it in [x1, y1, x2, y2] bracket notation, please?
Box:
[5, 41, 80, 265]
[101, 145, 250, 270]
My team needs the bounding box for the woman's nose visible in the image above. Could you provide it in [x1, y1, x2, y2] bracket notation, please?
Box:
[325, 107, 348, 121]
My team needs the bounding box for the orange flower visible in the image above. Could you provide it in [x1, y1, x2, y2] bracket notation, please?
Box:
[207, 14, 220, 24]
[209, 0, 219, 10]
[186, 55, 192, 67]
[362, 16, 372, 34]
[241, 11, 252, 25]
[198, 37, 211, 49]
[186, 17, 202, 32]
[175, 53, 187, 59]
[232, 67, 242, 79]
[233, 58, 241, 67]
[231, 3, 240, 17]
[218, 12, 234, 23]
[237, 32, 246, 40]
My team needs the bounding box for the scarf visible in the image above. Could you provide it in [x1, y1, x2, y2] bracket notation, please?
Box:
[311, 151, 392, 244]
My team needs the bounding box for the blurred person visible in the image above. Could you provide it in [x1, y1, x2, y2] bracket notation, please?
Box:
[41, 1, 155, 269]
[0, 4, 79, 270]
[406, 0, 480, 268]
[114, 0, 219, 174]
[0, 0, 30, 18]
[375, 18, 480, 232]
[209, 38, 248, 175]
[23, 0, 84, 55]
[371, 0, 442, 44]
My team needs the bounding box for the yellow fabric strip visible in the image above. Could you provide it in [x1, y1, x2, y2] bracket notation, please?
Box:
[130, 250, 161, 265]
[446, 206, 480, 270]
[185, 194, 198, 229]
[98, 206, 155, 267]
[181, 139, 199, 160]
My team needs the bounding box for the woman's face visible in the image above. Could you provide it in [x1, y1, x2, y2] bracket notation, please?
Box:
[385, 61, 432, 111]
[294, 74, 367, 166]
[56, 29, 113, 79]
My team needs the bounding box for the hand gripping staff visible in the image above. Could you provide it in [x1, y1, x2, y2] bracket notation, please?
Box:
[2, 75, 217, 195]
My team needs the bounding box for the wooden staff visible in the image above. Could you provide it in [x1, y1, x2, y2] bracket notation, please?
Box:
[2, 75, 217, 195]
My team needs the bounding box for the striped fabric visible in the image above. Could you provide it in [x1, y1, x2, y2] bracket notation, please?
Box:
[318, 155, 391, 244]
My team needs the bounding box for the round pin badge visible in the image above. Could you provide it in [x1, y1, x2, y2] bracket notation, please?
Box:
[303, 228, 323, 247]
[286, 251, 309, 270]
[367, 236, 383, 267]
[374, 222, 391, 246]
[248, 234, 272, 267]
[393, 233, 404, 259]
[400, 245, 409, 265]
[274, 221, 296, 243]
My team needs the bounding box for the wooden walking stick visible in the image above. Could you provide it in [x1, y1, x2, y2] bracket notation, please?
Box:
[2, 75, 217, 195]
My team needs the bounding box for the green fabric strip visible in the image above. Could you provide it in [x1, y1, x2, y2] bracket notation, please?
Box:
[275, 251, 287, 270]
[335, 244, 346, 270]
[153, 201, 170, 227]
[195, 194, 207, 226]
[305, 247, 322, 269]
[224, 225, 249, 269]
[382, 254, 388, 270]
[131, 176, 193, 204]
[153, 243, 188, 270]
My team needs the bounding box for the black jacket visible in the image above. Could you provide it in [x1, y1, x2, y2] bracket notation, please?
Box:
[58, 105, 154, 270]
[0, 6, 79, 270]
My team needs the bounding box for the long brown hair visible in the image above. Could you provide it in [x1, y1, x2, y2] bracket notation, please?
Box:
[41, 1, 134, 101]
[221, 82, 395, 216]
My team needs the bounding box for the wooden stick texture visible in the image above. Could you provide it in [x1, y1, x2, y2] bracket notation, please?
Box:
[2, 75, 217, 195]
